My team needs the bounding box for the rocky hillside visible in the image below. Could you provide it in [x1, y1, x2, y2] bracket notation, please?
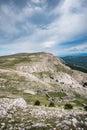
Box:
[0, 52, 87, 129]
[0, 52, 69, 73]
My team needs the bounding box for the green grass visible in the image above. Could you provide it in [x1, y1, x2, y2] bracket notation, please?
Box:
[48, 92, 66, 98]
[0, 87, 50, 106]
[72, 93, 87, 106]
[21, 93, 50, 106]
[33, 71, 54, 79]
[0, 71, 27, 82]
[54, 64, 72, 74]
[0, 52, 44, 69]
[0, 57, 32, 68]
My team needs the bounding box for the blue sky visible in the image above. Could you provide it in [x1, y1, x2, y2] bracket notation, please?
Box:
[0, 0, 87, 56]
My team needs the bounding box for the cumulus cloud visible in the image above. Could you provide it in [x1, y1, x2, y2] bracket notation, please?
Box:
[49, 0, 87, 43]
[0, 0, 87, 56]
[42, 41, 56, 48]
[0, 1, 43, 36]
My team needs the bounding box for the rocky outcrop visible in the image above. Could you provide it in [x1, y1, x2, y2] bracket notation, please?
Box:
[0, 98, 27, 119]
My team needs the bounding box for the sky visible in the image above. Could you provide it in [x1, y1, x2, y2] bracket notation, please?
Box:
[0, 0, 87, 56]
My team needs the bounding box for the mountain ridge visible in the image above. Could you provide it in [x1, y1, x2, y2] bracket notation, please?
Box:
[61, 56, 87, 73]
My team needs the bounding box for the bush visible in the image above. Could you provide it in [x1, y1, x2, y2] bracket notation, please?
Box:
[64, 103, 73, 109]
[83, 82, 87, 87]
[49, 102, 55, 107]
[34, 100, 40, 106]
[84, 105, 87, 111]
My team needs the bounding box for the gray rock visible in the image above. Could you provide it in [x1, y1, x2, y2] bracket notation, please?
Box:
[62, 120, 71, 125]
[72, 118, 78, 124]
[32, 122, 46, 128]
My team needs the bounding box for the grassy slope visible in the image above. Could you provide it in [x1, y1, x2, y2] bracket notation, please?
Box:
[0, 53, 72, 73]
[0, 53, 87, 108]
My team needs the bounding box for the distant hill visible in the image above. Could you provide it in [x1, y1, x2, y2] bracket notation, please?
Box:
[61, 56, 87, 73]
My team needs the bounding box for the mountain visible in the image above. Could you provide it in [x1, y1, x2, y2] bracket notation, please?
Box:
[61, 56, 87, 73]
[0, 52, 87, 129]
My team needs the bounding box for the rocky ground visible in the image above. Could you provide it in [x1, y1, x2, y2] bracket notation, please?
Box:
[0, 98, 87, 130]
[0, 52, 87, 130]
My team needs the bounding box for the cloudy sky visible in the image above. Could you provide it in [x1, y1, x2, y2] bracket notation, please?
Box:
[0, 0, 87, 56]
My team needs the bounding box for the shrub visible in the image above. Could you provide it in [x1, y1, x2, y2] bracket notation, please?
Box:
[49, 102, 55, 107]
[34, 100, 40, 106]
[64, 103, 73, 109]
[83, 82, 87, 87]
[84, 105, 87, 111]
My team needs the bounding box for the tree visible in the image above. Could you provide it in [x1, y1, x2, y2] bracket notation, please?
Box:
[34, 100, 40, 106]
[84, 105, 87, 111]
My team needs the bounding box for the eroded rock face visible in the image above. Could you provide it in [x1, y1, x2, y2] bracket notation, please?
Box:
[16, 53, 69, 73]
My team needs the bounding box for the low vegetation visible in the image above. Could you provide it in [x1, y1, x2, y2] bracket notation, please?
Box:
[49, 102, 55, 107]
[48, 92, 66, 98]
[64, 103, 73, 109]
[84, 105, 87, 111]
[34, 100, 40, 106]
[73, 93, 87, 107]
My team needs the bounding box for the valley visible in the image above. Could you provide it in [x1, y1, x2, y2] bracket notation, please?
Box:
[62, 56, 87, 73]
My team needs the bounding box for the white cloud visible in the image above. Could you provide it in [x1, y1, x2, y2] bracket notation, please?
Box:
[31, 0, 43, 3]
[48, 0, 87, 44]
[0, 2, 43, 36]
[0, 0, 86, 39]
[42, 41, 56, 48]
[68, 42, 87, 53]
[0, 0, 87, 56]
[55, 42, 87, 56]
